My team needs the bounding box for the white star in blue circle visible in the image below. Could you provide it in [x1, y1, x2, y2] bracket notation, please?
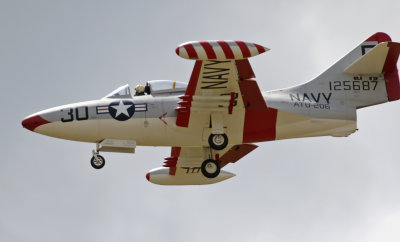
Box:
[108, 100, 135, 121]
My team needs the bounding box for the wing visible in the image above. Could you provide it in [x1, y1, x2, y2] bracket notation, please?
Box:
[146, 144, 257, 185]
[175, 40, 268, 127]
[175, 59, 248, 129]
[175, 40, 274, 146]
[146, 41, 271, 185]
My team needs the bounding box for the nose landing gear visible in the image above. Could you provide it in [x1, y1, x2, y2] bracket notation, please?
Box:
[89, 139, 136, 169]
[91, 150, 105, 169]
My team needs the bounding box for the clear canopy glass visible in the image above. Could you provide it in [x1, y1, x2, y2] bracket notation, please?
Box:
[103, 80, 188, 98]
[103, 84, 132, 99]
[148, 80, 187, 94]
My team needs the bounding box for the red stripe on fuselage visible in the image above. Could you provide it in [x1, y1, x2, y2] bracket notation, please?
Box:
[239, 79, 277, 142]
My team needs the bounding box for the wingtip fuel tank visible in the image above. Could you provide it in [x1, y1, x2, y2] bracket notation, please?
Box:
[175, 40, 269, 60]
[146, 167, 236, 185]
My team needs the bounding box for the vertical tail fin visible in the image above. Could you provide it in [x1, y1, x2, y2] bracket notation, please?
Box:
[266, 33, 400, 139]
[344, 35, 400, 101]
[305, 32, 400, 108]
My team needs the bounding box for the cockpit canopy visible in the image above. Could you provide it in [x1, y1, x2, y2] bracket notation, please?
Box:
[104, 84, 132, 99]
[103, 80, 187, 99]
[147, 80, 187, 94]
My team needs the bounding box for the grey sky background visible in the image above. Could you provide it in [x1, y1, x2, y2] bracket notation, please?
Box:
[2, 0, 400, 241]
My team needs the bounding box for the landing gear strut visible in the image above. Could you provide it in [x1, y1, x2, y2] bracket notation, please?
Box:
[91, 150, 105, 169]
[201, 159, 220, 178]
[208, 133, 228, 150]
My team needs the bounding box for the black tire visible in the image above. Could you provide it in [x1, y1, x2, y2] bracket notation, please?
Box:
[90, 155, 105, 169]
[201, 159, 220, 178]
[208, 133, 228, 150]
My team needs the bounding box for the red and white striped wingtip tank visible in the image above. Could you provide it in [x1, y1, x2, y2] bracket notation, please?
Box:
[175, 40, 269, 60]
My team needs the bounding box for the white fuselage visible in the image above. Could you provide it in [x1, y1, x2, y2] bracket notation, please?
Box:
[24, 84, 367, 147]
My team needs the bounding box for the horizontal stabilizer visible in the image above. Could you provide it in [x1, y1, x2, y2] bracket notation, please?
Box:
[344, 42, 400, 75]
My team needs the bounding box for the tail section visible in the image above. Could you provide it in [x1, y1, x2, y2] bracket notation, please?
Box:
[304, 32, 400, 108]
[344, 39, 400, 102]
[265, 33, 400, 139]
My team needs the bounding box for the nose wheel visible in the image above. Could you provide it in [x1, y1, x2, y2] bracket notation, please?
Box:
[201, 159, 220, 178]
[91, 150, 105, 169]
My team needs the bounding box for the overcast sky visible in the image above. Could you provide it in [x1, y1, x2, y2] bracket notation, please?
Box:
[2, 0, 400, 241]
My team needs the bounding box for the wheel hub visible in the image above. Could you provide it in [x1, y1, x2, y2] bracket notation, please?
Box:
[205, 162, 217, 173]
[212, 134, 225, 146]
[93, 157, 103, 166]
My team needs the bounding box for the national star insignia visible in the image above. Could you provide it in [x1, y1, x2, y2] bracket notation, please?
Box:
[110, 100, 133, 117]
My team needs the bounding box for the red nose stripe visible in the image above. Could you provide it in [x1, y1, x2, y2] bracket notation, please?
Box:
[22, 115, 51, 131]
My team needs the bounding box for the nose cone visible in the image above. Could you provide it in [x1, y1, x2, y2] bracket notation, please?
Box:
[21, 115, 51, 131]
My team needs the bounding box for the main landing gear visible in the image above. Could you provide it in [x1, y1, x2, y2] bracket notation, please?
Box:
[91, 150, 105, 169]
[200, 133, 228, 178]
[208, 133, 228, 150]
[201, 159, 221, 178]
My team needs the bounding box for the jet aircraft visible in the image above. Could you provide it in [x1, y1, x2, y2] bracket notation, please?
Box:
[22, 32, 400, 185]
